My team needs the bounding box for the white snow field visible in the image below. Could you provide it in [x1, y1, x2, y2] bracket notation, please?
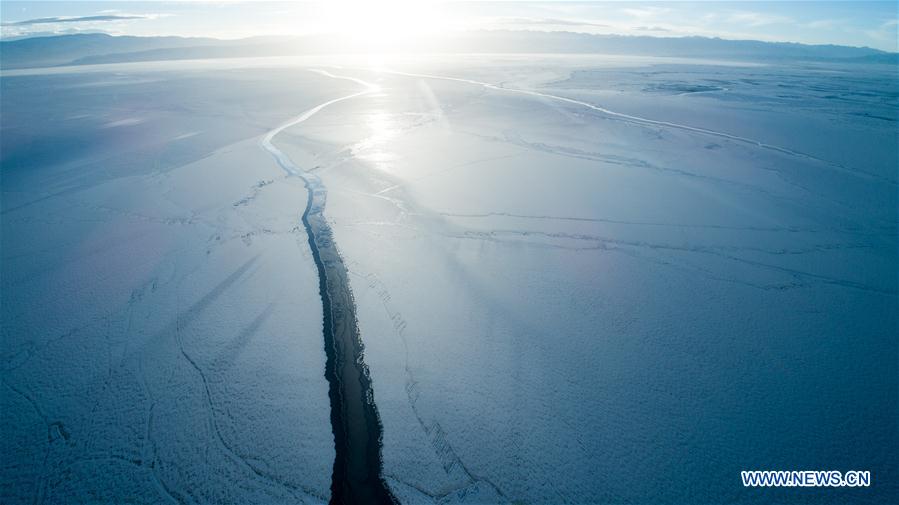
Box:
[2, 54, 897, 505]
[271, 56, 897, 504]
[2, 65, 362, 504]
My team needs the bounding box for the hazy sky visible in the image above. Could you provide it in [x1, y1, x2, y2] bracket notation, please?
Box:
[2, 1, 897, 52]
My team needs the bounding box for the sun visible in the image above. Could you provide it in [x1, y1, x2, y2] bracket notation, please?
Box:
[312, 0, 450, 51]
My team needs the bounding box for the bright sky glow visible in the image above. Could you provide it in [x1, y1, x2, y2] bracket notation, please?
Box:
[312, 1, 453, 48]
[1, 1, 896, 52]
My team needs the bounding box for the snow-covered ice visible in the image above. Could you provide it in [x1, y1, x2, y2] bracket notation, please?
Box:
[2, 54, 897, 504]
[272, 56, 897, 504]
[2, 66, 361, 504]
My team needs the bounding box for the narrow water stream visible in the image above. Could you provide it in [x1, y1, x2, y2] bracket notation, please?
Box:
[261, 71, 397, 505]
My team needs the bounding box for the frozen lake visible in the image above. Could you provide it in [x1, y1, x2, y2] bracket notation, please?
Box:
[2, 54, 896, 504]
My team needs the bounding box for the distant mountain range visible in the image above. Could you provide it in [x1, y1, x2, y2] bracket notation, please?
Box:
[1, 31, 896, 70]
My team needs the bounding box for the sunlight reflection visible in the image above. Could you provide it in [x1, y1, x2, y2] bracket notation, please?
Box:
[353, 111, 400, 172]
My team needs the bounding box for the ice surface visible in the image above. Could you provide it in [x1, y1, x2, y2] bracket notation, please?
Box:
[2, 67, 360, 504]
[2, 54, 897, 504]
[273, 57, 897, 503]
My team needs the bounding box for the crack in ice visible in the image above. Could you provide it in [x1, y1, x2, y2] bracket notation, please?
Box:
[381, 69, 895, 185]
[259, 69, 396, 505]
